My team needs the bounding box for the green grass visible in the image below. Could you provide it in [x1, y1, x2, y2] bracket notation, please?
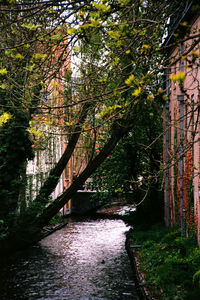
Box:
[130, 224, 200, 299]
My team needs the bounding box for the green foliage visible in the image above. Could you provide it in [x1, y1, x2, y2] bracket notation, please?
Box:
[0, 2, 55, 238]
[161, 229, 182, 243]
[131, 225, 200, 299]
[193, 270, 200, 287]
[49, 214, 63, 226]
[0, 0, 191, 253]
[0, 109, 34, 229]
[90, 92, 163, 221]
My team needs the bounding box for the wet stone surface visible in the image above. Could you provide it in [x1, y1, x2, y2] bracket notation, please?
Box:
[0, 217, 139, 299]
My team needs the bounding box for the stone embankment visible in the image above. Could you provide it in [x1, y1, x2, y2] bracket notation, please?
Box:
[40, 222, 67, 239]
[126, 234, 155, 300]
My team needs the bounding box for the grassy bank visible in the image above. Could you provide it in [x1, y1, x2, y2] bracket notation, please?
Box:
[129, 224, 200, 299]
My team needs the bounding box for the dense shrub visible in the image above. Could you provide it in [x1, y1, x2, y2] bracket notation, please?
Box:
[131, 224, 200, 299]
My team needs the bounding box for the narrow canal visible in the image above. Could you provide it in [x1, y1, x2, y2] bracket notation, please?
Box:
[0, 217, 139, 300]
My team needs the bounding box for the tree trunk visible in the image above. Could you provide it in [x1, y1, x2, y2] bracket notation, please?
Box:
[35, 103, 90, 204]
[34, 123, 130, 228]
[0, 122, 131, 257]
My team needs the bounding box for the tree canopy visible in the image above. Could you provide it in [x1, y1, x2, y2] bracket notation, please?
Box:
[0, 0, 200, 255]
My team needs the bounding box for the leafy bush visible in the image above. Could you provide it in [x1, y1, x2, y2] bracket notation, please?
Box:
[131, 224, 200, 299]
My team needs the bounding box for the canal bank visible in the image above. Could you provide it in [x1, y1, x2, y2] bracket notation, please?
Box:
[125, 234, 154, 300]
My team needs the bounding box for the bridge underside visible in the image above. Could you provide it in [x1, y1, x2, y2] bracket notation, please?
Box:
[62, 191, 134, 216]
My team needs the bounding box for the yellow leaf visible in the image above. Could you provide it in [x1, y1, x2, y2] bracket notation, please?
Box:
[0, 83, 7, 90]
[162, 94, 168, 101]
[50, 33, 63, 41]
[118, 0, 130, 6]
[157, 88, 164, 94]
[116, 40, 122, 47]
[79, 10, 85, 17]
[32, 53, 47, 60]
[24, 64, 35, 72]
[0, 68, 8, 76]
[141, 44, 150, 53]
[15, 53, 24, 60]
[66, 121, 74, 126]
[169, 71, 186, 83]
[190, 51, 199, 59]
[180, 21, 188, 26]
[67, 28, 76, 35]
[125, 74, 135, 85]
[142, 44, 150, 49]
[108, 30, 120, 39]
[92, 2, 111, 12]
[5, 50, 13, 56]
[147, 94, 154, 101]
[0, 112, 12, 127]
[79, 24, 91, 30]
[132, 87, 141, 97]
[22, 23, 41, 31]
[91, 18, 101, 27]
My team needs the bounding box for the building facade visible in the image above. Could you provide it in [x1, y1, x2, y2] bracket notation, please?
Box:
[164, 1, 200, 240]
[26, 35, 73, 213]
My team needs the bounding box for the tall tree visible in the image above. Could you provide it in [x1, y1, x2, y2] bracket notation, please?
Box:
[0, 0, 199, 255]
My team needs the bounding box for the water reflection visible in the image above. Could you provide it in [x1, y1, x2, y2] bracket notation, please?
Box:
[0, 217, 139, 299]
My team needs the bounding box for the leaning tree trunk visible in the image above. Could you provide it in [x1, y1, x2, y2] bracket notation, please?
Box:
[0, 122, 131, 257]
[34, 124, 130, 229]
[35, 102, 90, 204]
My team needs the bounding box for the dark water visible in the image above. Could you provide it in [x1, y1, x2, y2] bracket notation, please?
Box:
[0, 217, 139, 300]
